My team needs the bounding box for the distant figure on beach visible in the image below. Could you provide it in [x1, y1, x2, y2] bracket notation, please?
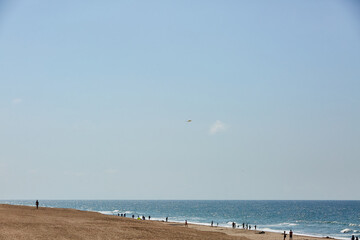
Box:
[211, 221, 213, 227]
[249, 225, 251, 230]
[132, 214, 134, 218]
[351, 235, 354, 240]
[148, 216, 151, 220]
[35, 200, 39, 209]
[121, 214, 123, 217]
[117, 213, 119, 216]
[124, 213, 126, 217]
[289, 230, 293, 239]
[142, 216, 145, 220]
[355, 236, 358, 240]
[217, 223, 218, 227]
[242, 223, 245, 229]
[166, 217, 168, 222]
[283, 231, 287, 240]
[185, 220, 188, 227]
[255, 225, 257, 230]
[137, 216, 141, 220]
[232, 222, 235, 229]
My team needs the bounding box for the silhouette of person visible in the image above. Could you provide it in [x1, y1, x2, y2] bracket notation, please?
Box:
[148, 216, 151, 220]
[211, 221, 213, 227]
[351, 235, 355, 240]
[290, 230, 293, 239]
[36, 200, 39, 209]
[255, 225, 256, 230]
[166, 217, 168, 222]
[283, 231, 287, 240]
[185, 220, 188, 227]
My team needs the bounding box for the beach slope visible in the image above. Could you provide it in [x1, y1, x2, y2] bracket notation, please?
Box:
[0, 204, 244, 240]
[0, 204, 333, 240]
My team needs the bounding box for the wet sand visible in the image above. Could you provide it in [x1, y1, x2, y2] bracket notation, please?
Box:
[0, 204, 334, 240]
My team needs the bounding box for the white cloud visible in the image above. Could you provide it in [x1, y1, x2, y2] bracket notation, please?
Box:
[12, 98, 22, 104]
[209, 120, 227, 135]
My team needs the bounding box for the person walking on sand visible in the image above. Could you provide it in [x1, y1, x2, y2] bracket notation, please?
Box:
[351, 235, 355, 240]
[255, 225, 257, 230]
[185, 220, 188, 227]
[35, 200, 39, 209]
[283, 231, 287, 240]
[166, 217, 168, 222]
[211, 221, 213, 227]
[289, 229, 293, 239]
[148, 216, 151, 220]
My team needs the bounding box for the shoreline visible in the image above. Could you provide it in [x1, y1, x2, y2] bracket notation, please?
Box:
[0, 204, 343, 240]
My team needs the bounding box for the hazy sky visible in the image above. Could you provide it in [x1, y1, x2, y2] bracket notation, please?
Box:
[1, 0, 359, 200]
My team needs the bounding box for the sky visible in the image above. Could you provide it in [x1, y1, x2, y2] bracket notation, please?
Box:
[0, 0, 359, 200]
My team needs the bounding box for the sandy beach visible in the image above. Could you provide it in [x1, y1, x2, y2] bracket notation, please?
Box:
[0, 204, 335, 240]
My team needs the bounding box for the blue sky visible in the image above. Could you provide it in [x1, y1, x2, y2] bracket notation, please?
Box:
[0, 0, 359, 200]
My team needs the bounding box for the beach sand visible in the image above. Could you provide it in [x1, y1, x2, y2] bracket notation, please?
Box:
[0, 204, 334, 240]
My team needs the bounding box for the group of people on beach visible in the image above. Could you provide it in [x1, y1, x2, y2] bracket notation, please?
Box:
[118, 214, 151, 221]
[351, 235, 359, 240]
[117, 213, 170, 223]
[283, 230, 293, 240]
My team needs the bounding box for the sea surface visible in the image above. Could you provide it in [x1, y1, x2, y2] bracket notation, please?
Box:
[1, 200, 359, 240]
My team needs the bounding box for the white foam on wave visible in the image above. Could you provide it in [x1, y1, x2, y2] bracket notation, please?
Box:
[279, 222, 298, 226]
[340, 228, 352, 233]
[349, 223, 360, 227]
[260, 228, 284, 233]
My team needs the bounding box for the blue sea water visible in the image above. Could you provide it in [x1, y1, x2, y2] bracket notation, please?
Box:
[1, 200, 359, 239]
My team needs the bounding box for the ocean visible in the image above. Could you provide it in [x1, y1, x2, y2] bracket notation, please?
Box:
[1, 200, 359, 239]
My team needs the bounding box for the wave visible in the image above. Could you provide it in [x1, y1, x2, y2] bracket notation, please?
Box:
[349, 223, 360, 227]
[340, 229, 352, 233]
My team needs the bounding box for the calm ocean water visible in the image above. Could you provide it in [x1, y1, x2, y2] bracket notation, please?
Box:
[1, 200, 359, 239]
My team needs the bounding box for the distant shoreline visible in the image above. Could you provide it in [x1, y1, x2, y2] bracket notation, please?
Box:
[0, 204, 340, 240]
